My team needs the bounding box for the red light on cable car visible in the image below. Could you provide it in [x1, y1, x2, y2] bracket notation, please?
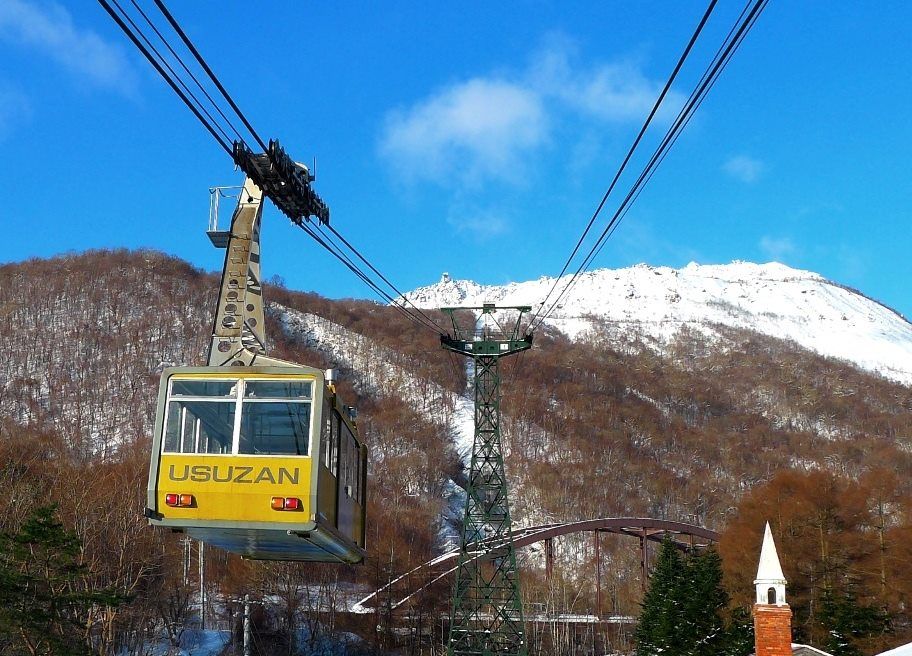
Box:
[271, 497, 301, 511]
[165, 493, 194, 507]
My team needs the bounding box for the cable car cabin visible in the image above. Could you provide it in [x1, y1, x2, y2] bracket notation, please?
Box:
[145, 366, 367, 563]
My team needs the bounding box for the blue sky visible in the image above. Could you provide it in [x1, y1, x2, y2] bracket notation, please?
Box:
[2, 2, 911, 318]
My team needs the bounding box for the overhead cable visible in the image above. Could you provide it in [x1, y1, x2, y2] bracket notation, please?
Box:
[97, 0, 233, 156]
[295, 221, 442, 335]
[324, 224, 448, 333]
[533, 0, 768, 331]
[149, 0, 442, 334]
[128, 0, 247, 144]
[99, 0, 445, 338]
[531, 0, 721, 329]
[109, 0, 236, 147]
[152, 0, 270, 154]
[585, 0, 766, 268]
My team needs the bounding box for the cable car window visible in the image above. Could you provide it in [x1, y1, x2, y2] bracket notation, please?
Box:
[171, 380, 236, 398]
[331, 413, 340, 476]
[245, 380, 311, 399]
[340, 422, 358, 497]
[162, 377, 314, 456]
[163, 397, 236, 454]
[237, 401, 311, 455]
[351, 443, 360, 500]
[354, 445, 362, 501]
[321, 404, 332, 469]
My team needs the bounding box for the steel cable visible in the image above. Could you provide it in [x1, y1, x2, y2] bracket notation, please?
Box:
[533, 0, 769, 331]
[101, 0, 447, 339]
[97, 0, 233, 156]
[128, 0, 247, 144]
[325, 224, 448, 333]
[152, 0, 270, 154]
[530, 0, 721, 329]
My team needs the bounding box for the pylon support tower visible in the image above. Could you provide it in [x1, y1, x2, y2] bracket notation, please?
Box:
[441, 304, 533, 656]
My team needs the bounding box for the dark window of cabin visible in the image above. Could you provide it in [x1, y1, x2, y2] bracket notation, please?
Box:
[163, 379, 237, 454]
[237, 401, 310, 455]
[237, 381, 312, 455]
[244, 380, 311, 400]
[331, 413, 340, 476]
[163, 378, 313, 456]
[321, 403, 332, 469]
[337, 421, 361, 500]
[352, 444, 361, 501]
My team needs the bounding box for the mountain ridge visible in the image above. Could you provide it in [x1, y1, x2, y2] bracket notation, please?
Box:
[3, 249, 912, 652]
[402, 261, 912, 385]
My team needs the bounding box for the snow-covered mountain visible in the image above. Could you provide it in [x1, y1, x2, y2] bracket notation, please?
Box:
[402, 261, 912, 385]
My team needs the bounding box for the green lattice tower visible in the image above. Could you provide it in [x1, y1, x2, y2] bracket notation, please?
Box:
[441, 305, 533, 656]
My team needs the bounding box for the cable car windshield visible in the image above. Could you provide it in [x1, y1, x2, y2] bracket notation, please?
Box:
[162, 378, 313, 456]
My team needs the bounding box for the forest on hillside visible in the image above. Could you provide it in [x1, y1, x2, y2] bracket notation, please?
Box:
[1, 249, 911, 655]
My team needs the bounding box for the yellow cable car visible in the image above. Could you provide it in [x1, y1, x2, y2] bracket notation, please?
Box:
[144, 174, 367, 562]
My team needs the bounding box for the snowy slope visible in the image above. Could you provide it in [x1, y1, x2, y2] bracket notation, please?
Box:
[402, 262, 912, 385]
[877, 642, 912, 656]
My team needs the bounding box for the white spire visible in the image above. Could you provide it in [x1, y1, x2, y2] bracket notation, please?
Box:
[755, 522, 786, 582]
[754, 522, 787, 605]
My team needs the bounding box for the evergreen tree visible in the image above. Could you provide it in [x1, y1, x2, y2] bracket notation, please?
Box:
[819, 586, 888, 656]
[684, 548, 729, 656]
[635, 537, 685, 655]
[636, 540, 744, 656]
[725, 606, 755, 656]
[0, 505, 123, 656]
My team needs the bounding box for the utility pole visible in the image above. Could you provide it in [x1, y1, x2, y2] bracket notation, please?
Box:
[182, 537, 191, 586]
[441, 304, 532, 656]
[243, 594, 252, 656]
[199, 541, 205, 630]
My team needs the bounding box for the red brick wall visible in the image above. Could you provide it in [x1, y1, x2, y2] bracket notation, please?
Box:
[753, 604, 792, 656]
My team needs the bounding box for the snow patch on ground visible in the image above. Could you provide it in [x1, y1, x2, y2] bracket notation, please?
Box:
[876, 641, 912, 656]
[140, 628, 229, 656]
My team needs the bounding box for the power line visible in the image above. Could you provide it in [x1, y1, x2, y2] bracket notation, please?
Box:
[151, 0, 270, 154]
[533, 0, 769, 331]
[531, 0, 720, 329]
[109, 0, 236, 147]
[97, 0, 233, 156]
[128, 0, 247, 144]
[324, 224, 448, 333]
[100, 0, 444, 338]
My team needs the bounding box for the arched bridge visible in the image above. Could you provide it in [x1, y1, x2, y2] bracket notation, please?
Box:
[355, 517, 718, 616]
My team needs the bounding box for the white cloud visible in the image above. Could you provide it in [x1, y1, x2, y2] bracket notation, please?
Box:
[531, 44, 686, 123]
[379, 38, 690, 188]
[759, 236, 797, 262]
[380, 78, 547, 186]
[0, 0, 135, 93]
[724, 154, 764, 183]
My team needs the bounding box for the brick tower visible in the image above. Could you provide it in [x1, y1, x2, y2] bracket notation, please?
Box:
[753, 522, 792, 656]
